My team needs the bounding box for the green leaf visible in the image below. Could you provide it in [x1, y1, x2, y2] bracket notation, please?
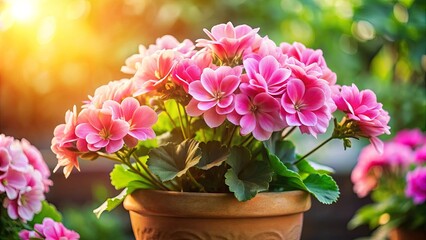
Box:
[147, 139, 202, 181]
[224, 146, 273, 201]
[296, 159, 335, 175]
[110, 163, 154, 190]
[29, 201, 62, 226]
[263, 139, 296, 164]
[93, 188, 128, 219]
[267, 148, 339, 204]
[197, 141, 230, 170]
[303, 174, 340, 204]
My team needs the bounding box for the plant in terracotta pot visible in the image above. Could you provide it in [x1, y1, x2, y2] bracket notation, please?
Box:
[349, 129, 426, 240]
[51, 22, 391, 239]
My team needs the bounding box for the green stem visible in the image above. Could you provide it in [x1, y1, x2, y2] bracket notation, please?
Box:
[226, 125, 237, 148]
[241, 134, 254, 147]
[295, 136, 334, 164]
[163, 103, 177, 128]
[132, 153, 171, 191]
[282, 126, 296, 139]
[187, 171, 206, 192]
[176, 101, 188, 139]
[97, 152, 122, 163]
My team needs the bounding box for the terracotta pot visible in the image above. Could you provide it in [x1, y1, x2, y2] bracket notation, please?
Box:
[389, 228, 426, 240]
[123, 190, 311, 240]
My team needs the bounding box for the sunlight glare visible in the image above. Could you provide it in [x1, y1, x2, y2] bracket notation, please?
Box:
[9, 0, 39, 23]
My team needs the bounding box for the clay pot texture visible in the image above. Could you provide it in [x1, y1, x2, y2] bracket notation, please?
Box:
[123, 190, 311, 240]
[390, 228, 426, 240]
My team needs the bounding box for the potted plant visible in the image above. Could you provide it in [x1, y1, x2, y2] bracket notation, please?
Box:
[349, 129, 426, 240]
[51, 22, 391, 239]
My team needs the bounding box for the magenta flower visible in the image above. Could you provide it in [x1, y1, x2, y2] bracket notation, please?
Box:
[103, 97, 157, 148]
[280, 42, 337, 85]
[75, 108, 130, 154]
[415, 145, 426, 164]
[351, 142, 413, 197]
[406, 166, 426, 205]
[234, 92, 283, 141]
[186, 66, 241, 127]
[333, 84, 390, 153]
[240, 56, 291, 96]
[393, 128, 425, 148]
[20, 217, 80, 240]
[197, 22, 259, 62]
[132, 50, 178, 96]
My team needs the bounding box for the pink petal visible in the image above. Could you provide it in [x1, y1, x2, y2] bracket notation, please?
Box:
[298, 110, 318, 126]
[121, 97, 139, 121]
[203, 109, 226, 128]
[240, 114, 256, 135]
[75, 123, 96, 139]
[189, 81, 214, 101]
[185, 99, 203, 117]
[86, 133, 102, 144]
[200, 68, 218, 96]
[235, 94, 251, 115]
[132, 106, 158, 127]
[105, 140, 124, 154]
[287, 79, 305, 104]
[253, 125, 272, 141]
[302, 88, 325, 111]
[109, 120, 130, 140]
[259, 56, 279, 81]
[219, 75, 240, 96]
[198, 101, 217, 111]
[217, 95, 234, 109]
[102, 100, 122, 120]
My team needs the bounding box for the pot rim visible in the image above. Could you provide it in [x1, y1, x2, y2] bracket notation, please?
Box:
[123, 189, 311, 218]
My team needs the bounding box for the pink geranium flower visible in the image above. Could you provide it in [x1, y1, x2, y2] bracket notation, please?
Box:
[351, 142, 413, 197]
[333, 84, 390, 153]
[240, 55, 291, 96]
[0, 168, 26, 199]
[75, 108, 130, 154]
[172, 51, 213, 92]
[21, 139, 52, 192]
[51, 106, 81, 178]
[234, 92, 283, 141]
[406, 166, 426, 205]
[3, 168, 44, 221]
[280, 42, 337, 85]
[393, 129, 425, 148]
[197, 22, 259, 62]
[20, 218, 80, 240]
[103, 97, 157, 148]
[85, 79, 134, 109]
[186, 66, 241, 127]
[132, 50, 179, 96]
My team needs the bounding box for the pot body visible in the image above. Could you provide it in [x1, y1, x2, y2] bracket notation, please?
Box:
[390, 228, 426, 240]
[123, 190, 311, 240]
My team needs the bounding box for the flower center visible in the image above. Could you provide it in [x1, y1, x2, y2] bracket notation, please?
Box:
[214, 91, 225, 100]
[294, 101, 303, 112]
[99, 128, 110, 140]
[250, 103, 258, 113]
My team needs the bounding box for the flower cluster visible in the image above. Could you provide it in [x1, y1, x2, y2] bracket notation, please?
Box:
[0, 134, 79, 240]
[350, 129, 426, 235]
[19, 218, 80, 240]
[52, 22, 390, 214]
[0, 134, 51, 222]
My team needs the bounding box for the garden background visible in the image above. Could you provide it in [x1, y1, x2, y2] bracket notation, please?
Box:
[0, 0, 425, 239]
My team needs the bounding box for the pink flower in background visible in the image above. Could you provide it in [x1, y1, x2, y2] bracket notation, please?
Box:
[240, 55, 291, 96]
[197, 22, 259, 61]
[234, 92, 283, 141]
[351, 142, 413, 197]
[393, 129, 425, 148]
[0, 147, 11, 178]
[333, 84, 390, 153]
[75, 109, 130, 154]
[406, 166, 426, 205]
[414, 145, 426, 164]
[3, 168, 44, 221]
[132, 50, 179, 96]
[103, 97, 158, 148]
[0, 168, 26, 199]
[187, 66, 241, 127]
[20, 218, 80, 240]
[280, 42, 337, 85]
[21, 139, 52, 192]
